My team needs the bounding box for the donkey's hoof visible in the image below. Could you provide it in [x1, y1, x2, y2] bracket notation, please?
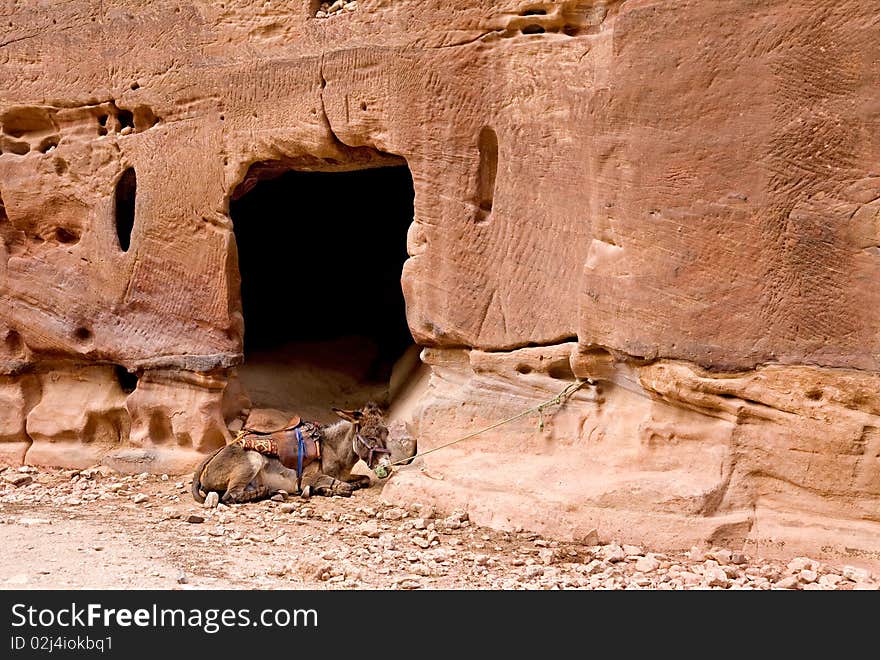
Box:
[323, 483, 353, 497]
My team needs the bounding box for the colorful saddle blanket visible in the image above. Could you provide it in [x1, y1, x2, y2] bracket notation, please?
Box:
[236, 416, 323, 472]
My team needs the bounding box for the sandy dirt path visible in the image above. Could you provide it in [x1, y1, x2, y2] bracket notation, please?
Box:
[1, 466, 876, 590]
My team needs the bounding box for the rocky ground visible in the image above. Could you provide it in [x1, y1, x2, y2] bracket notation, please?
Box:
[315, 0, 357, 18]
[1, 465, 877, 590]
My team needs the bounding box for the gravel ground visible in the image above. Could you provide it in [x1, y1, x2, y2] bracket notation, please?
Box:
[1, 465, 877, 590]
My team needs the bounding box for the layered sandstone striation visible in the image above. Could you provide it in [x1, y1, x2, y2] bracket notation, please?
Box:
[0, 1, 878, 564]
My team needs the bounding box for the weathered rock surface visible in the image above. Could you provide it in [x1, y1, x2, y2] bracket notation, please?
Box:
[0, 1, 878, 566]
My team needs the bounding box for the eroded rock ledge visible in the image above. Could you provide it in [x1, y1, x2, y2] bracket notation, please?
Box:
[385, 343, 880, 567]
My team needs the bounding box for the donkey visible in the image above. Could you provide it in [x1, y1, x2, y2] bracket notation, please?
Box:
[191, 403, 392, 504]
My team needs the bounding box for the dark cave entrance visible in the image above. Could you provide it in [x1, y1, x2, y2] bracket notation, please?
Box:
[229, 164, 417, 421]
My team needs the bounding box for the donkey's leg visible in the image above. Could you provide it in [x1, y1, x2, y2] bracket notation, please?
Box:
[329, 464, 372, 490]
[223, 484, 273, 504]
[304, 473, 354, 497]
[347, 475, 372, 489]
[221, 454, 270, 504]
[257, 460, 303, 496]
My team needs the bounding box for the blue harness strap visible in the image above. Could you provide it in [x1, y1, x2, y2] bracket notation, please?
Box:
[295, 427, 305, 490]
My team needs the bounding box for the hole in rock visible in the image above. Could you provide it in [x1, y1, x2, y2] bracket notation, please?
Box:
[117, 109, 135, 131]
[547, 359, 575, 380]
[521, 24, 546, 34]
[805, 388, 823, 401]
[114, 167, 137, 252]
[53, 227, 79, 244]
[521, 9, 547, 16]
[475, 126, 498, 224]
[230, 162, 418, 421]
[5, 329, 22, 353]
[115, 365, 139, 394]
[74, 326, 92, 342]
[1, 138, 29, 155]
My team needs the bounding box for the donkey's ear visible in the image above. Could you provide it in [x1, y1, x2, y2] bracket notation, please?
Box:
[332, 408, 363, 423]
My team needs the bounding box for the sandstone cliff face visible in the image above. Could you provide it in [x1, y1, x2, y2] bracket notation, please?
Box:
[1, 1, 878, 564]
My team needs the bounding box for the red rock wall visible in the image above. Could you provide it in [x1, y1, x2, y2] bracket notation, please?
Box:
[1, 0, 878, 563]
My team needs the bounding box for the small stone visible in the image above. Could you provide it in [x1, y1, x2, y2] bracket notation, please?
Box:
[775, 576, 800, 590]
[635, 556, 660, 573]
[524, 566, 544, 579]
[578, 528, 600, 546]
[108, 483, 125, 492]
[412, 518, 426, 530]
[680, 571, 702, 586]
[412, 536, 431, 549]
[798, 569, 818, 584]
[787, 557, 815, 573]
[270, 493, 285, 502]
[686, 546, 706, 562]
[708, 548, 732, 565]
[176, 573, 188, 584]
[203, 492, 219, 509]
[357, 521, 380, 538]
[328, 0, 344, 12]
[300, 485, 311, 500]
[133, 493, 149, 504]
[705, 568, 730, 588]
[397, 579, 422, 590]
[280, 503, 297, 514]
[382, 507, 406, 521]
[538, 548, 556, 566]
[842, 566, 870, 582]
[185, 515, 204, 524]
[5, 474, 32, 487]
[160, 474, 169, 481]
[731, 552, 747, 565]
[818, 574, 843, 588]
[623, 545, 644, 557]
[600, 544, 626, 563]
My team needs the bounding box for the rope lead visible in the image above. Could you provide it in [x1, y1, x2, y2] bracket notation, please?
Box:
[387, 379, 590, 469]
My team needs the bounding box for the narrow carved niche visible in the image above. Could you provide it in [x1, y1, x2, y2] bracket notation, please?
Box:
[475, 127, 498, 225]
[114, 167, 137, 252]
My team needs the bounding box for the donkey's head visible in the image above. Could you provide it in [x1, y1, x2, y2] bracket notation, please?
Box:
[332, 402, 392, 474]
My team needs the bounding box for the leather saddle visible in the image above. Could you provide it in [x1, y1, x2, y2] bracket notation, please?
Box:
[236, 416, 323, 471]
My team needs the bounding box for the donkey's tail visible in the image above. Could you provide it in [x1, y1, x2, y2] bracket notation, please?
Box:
[191, 446, 225, 504]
